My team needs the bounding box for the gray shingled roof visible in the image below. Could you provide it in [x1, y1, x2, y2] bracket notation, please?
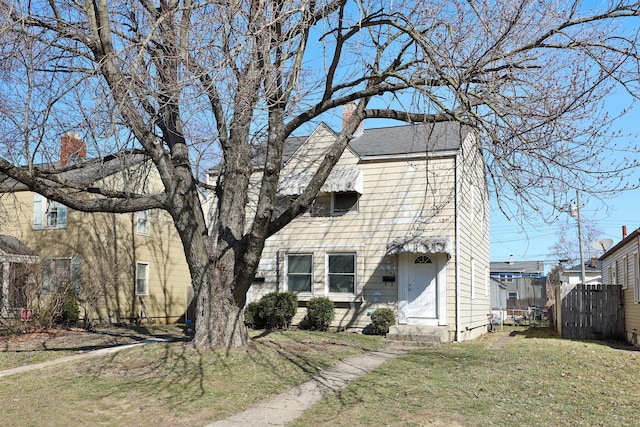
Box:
[210, 121, 469, 174]
[0, 235, 37, 256]
[565, 259, 602, 272]
[348, 121, 469, 157]
[0, 152, 148, 192]
[490, 260, 545, 275]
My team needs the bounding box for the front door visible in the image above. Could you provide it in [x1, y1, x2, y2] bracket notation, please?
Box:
[407, 255, 437, 319]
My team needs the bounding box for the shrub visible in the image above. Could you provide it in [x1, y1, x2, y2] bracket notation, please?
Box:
[243, 301, 263, 329]
[256, 291, 298, 329]
[55, 285, 80, 326]
[305, 297, 335, 331]
[371, 308, 395, 335]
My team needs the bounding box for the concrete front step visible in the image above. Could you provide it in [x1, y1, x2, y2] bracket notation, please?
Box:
[384, 325, 447, 347]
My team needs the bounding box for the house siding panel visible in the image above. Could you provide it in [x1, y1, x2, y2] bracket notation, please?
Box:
[601, 234, 640, 347]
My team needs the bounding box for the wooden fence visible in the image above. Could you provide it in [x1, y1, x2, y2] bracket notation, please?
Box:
[555, 283, 625, 340]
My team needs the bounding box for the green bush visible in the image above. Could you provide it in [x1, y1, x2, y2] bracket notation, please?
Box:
[55, 285, 80, 326]
[371, 308, 395, 335]
[256, 291, 298, 329]
[243, 301, 263, 329]
[305, 297, 335, 331]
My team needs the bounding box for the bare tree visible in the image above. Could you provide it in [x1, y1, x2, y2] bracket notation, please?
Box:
[549, 219, 605, 267]
[0, 1, 638, 348]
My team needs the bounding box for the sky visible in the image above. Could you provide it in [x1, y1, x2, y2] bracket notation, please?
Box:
[490, 97, 640, 269]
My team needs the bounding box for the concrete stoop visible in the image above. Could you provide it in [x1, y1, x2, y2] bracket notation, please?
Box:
[384, 325, 447, 347]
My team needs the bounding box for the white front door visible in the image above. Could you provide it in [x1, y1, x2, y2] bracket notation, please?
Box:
[398, 253, 446, 326]
[407, 255, 437, 319]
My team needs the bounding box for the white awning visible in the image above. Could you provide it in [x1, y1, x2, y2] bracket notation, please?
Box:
[387, 236, 453, 256]
[278, 168, 363, 196]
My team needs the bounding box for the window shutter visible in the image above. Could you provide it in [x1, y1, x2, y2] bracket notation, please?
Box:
[71, 256, 82, 294]
[57, 205, 67, 228]
[33, 194, 42, 230]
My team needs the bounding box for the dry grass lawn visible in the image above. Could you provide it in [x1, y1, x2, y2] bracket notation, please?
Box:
[2, 326, 639, 426]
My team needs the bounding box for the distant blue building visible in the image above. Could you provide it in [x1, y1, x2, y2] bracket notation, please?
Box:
[490, 257, 547, 310]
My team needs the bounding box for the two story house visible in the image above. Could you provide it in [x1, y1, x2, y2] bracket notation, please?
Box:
[0, 133, 192, 325]
[212, 111, 491, 342]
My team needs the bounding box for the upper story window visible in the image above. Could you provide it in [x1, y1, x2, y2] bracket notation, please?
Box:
[137, 211, 151, 236]
[312, 191, 359, 217]
[33, 194, 67, 230]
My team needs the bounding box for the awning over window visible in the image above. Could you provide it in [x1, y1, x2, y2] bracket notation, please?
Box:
[278, 168, 363, 196]
[387, 236, 453, 256]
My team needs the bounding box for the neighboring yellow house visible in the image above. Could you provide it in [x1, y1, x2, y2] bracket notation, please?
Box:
[210, 115, 491, 342]
[0, 134, 191, 325]
[600, 229, 640, 348]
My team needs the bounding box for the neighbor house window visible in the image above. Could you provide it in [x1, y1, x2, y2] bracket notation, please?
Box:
[42, 257, 81, 294]
[137, 211, 150, 235]
[286, 254, 313, 293]
[327, 253, 356, 294]
[136, 262, 149, 295]
[33, 194, 67, 230]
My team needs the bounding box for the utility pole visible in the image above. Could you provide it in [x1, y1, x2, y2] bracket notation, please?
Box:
[574, 190, 587, 284]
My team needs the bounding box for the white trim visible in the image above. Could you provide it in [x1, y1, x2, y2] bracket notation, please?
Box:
[279, 243, 365, 250]
[358, 150, 460, 162]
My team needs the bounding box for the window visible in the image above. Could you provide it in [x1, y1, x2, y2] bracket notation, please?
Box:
[312, 192, 359, 216]
[136, 262, 149, 295]
[137, 211, 150, 235]
[286, 254, 313, 293]
[33, 194, 67, 229]
[327, 253, 356, 294]
[42, 257, 81, 294]
[332, 192, 359, 215]
[508, 292, 518, 300]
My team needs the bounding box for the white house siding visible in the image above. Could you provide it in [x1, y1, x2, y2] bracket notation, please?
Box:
[452, 133, 491, 340]
[601, 234, 640, 347]
[244, 124, 489, 340]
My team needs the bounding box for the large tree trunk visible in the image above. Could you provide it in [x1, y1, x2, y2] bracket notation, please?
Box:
[192, 261, 248, 349]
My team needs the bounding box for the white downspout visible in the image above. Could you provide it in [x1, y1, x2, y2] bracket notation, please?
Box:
[455, 151, 462, 342]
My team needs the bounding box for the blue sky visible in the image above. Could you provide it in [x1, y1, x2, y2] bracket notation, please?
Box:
[490, 96, 640, 267]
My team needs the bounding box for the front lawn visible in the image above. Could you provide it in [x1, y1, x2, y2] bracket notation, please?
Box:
[291, 328, 640, 426]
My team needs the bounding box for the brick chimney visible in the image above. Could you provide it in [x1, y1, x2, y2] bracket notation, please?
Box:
[342, 102, 364, 137]
[60, 132, 86, 165]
